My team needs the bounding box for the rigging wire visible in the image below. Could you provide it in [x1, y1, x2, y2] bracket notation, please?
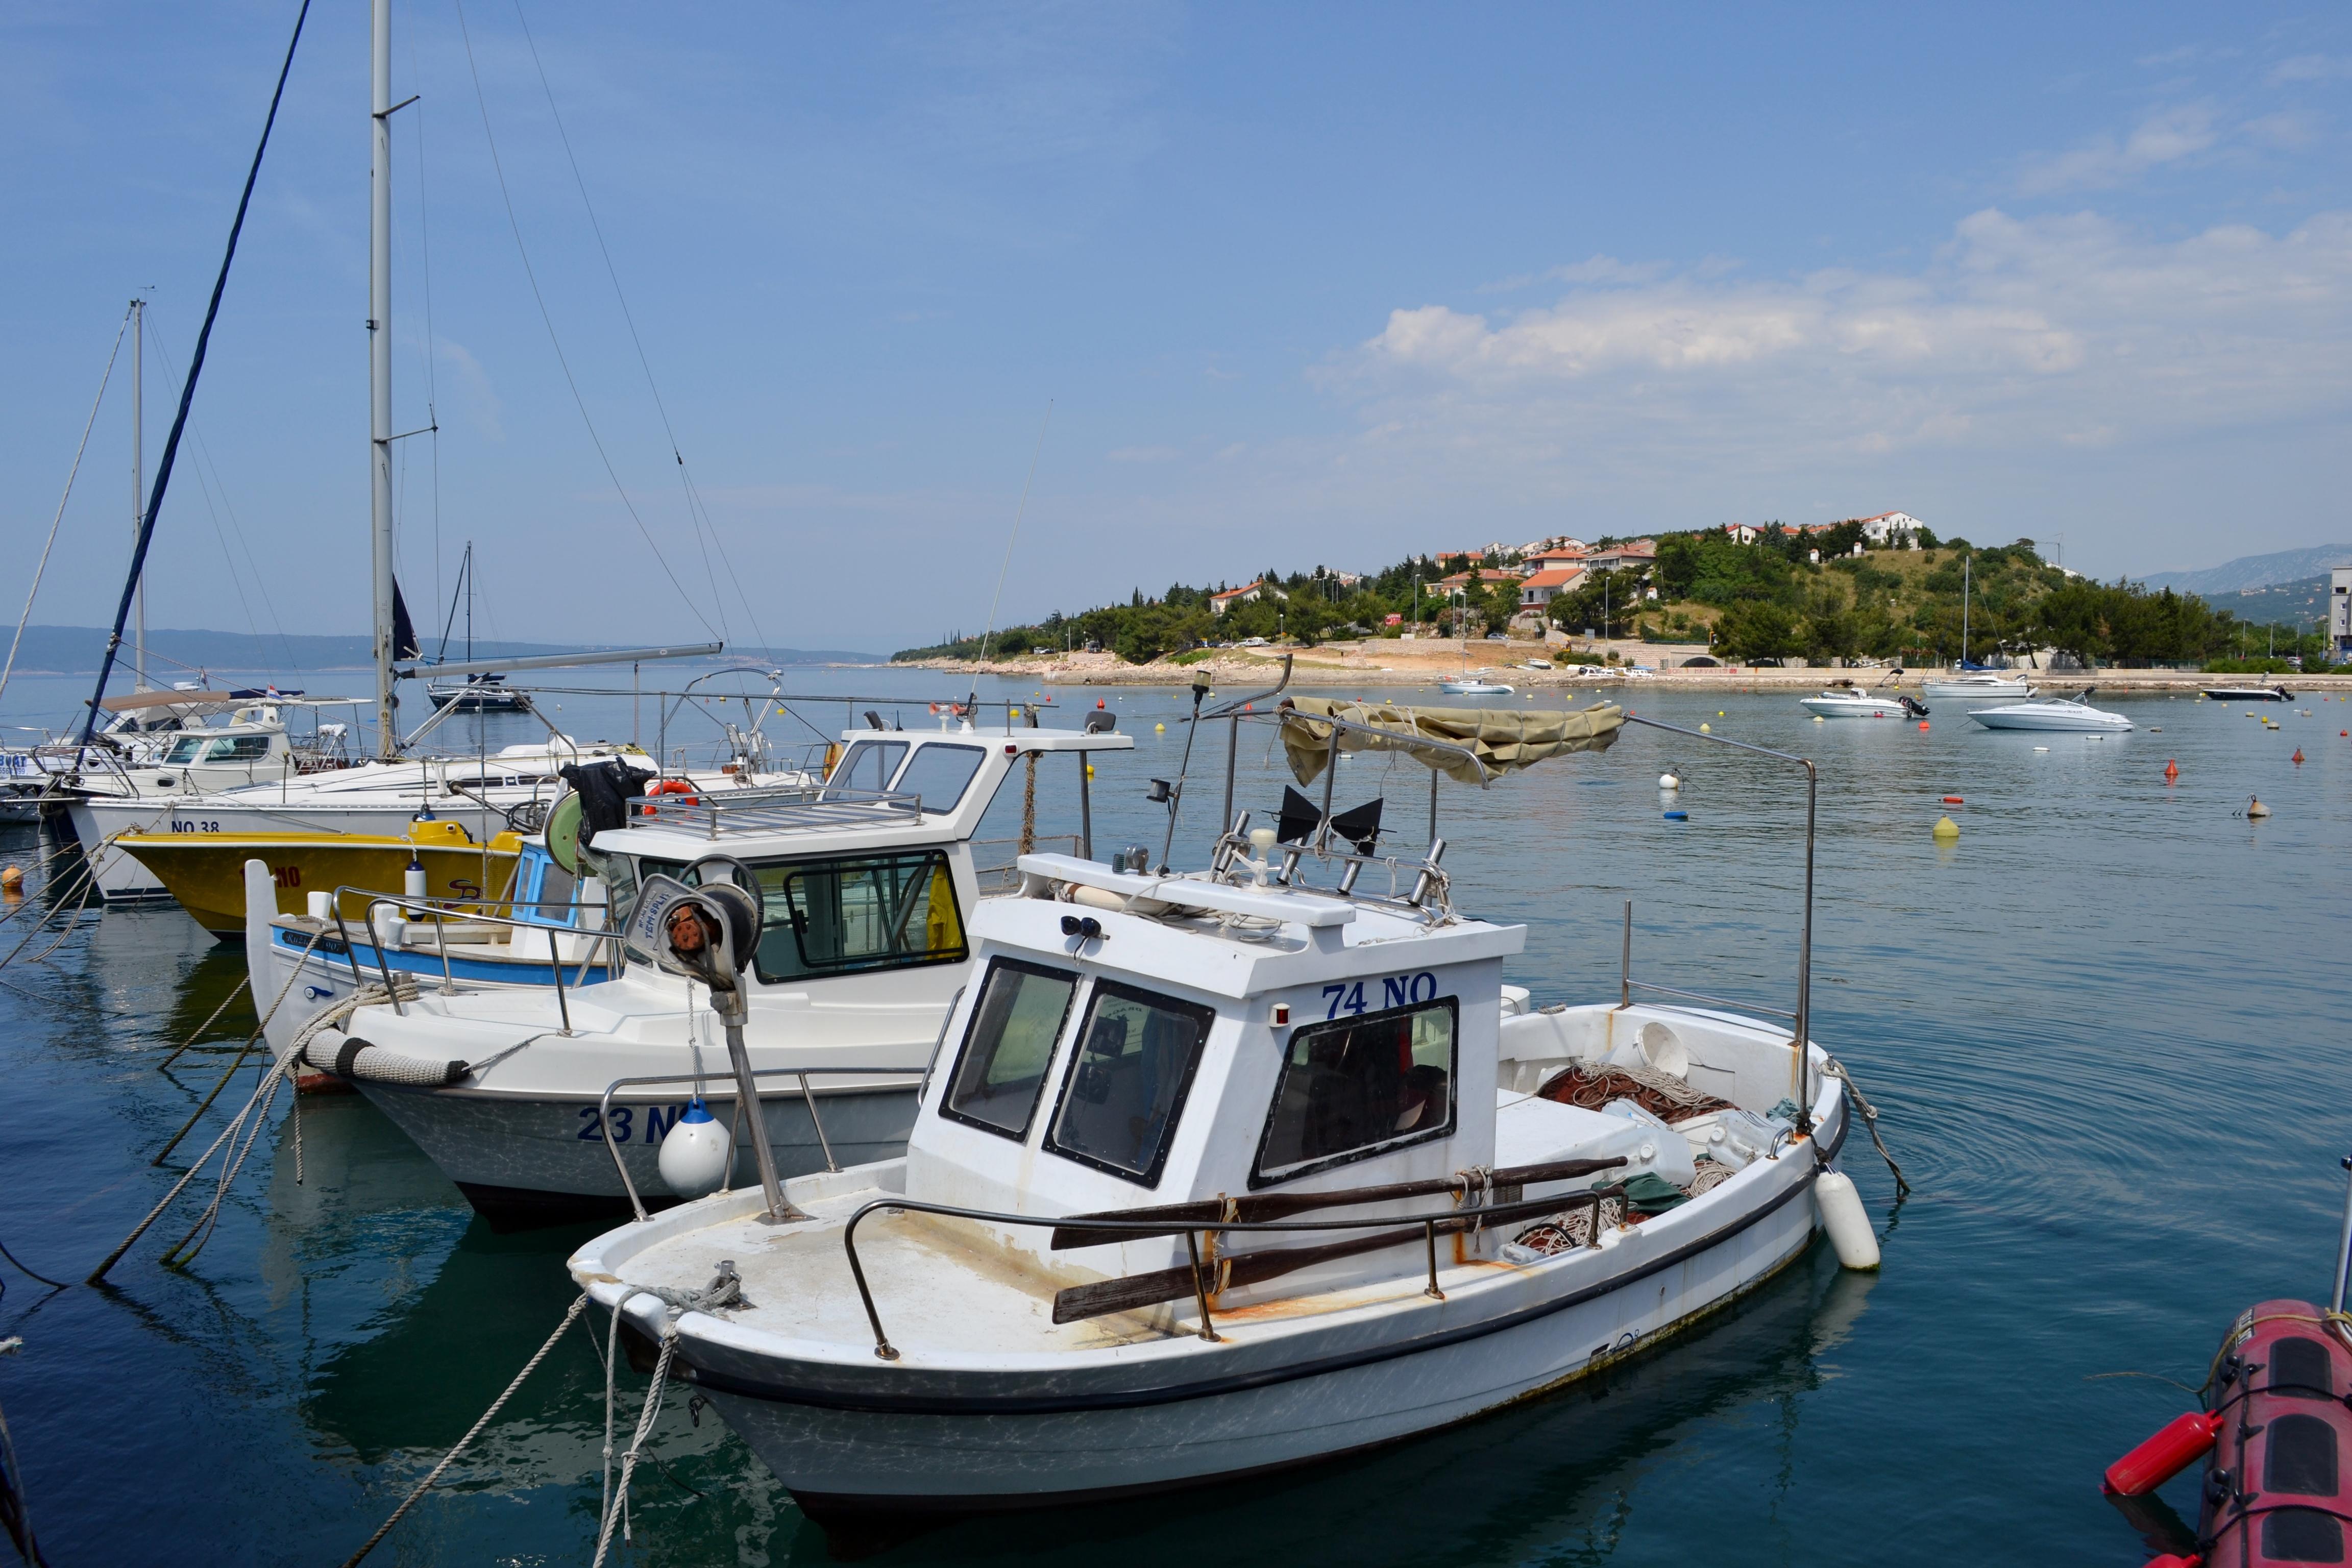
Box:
[77, 0, 312, 747]
[0, 306, 131, 706]
[408, 21, 445, 622]
[138, 307, 303, 675]
[509, 0, 770, 654]
[450, 0, 719, 642]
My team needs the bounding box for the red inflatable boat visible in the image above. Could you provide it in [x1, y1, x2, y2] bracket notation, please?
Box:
[2105, 1297, 2352, 1567]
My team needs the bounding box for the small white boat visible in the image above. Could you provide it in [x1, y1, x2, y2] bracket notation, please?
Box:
[2199, 684, 2291, 703]
[1440, 675, 1514, 695]
[1968, 690, 2133, 732]
[1798, 681, 1926, 720]
[1919, 671, 2034, 702]
[275, 721, 1134, 1224]
[568, 697, 1877, 1528]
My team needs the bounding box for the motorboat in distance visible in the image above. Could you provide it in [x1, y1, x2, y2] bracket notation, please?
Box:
[1440, 675, 1515, 695]
[2199, 683, 2291, 703]
[1968, 690, 2133, 732]
[1798, 681, 1927, 720]
[1919, 670, 2035, 702]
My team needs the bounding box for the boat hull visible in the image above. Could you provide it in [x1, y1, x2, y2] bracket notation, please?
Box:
[1968, 705, 2132, 732]
[118, 832, 519, 935]
[356, 1078, 920, 1226]
[649, 1104, 1842, 1515]
[1797, 698, 1907, 719]
[1918, 679, 2032, 701]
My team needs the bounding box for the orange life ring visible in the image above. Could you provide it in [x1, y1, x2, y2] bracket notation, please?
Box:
[639, 777, 700, 813]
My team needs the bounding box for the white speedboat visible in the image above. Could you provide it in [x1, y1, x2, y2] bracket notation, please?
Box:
[1798, 681, 1926, 720]
[1440, 674, 1514, 695]
[1968, 690, 2133, 732]
[1919, 671, 2033, 702]
[568, 697, 1878, 1526]
[2199, 683, 2291, 703]
[272, 720, 1135, 1224]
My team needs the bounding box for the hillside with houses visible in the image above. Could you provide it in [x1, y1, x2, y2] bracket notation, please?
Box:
[895, 511, 2330, 673]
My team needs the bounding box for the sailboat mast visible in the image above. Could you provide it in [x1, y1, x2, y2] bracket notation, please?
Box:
[1960, 554, 1970, 668]
[130, 297, 147, 689]
[369, 0, 398, 757]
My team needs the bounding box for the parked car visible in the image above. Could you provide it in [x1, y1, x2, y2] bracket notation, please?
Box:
[1240, 636, 1269, 647]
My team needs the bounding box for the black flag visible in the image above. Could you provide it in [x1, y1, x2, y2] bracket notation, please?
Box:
[391, 579, 422, 660]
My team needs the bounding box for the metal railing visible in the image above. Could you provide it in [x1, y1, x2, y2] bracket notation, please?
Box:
[326, 888, 622, 1031]
[594, 1065, 929, 1222]
[1615, 900, 1799, 1021]
[628, 781, 924, 839]
[836, 1183, 1634, 1361]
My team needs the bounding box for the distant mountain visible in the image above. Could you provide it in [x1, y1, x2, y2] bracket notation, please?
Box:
[2138, 545, 2352, 596]
[0, 625, 879, 676]
[2195, 575, 2334, 631]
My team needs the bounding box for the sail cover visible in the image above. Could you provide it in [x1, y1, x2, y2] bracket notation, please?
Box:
[1279, 696, 1624, 786]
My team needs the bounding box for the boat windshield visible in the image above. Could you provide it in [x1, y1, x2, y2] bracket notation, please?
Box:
[1252, 997, 1458, 1187]
[1043, 981, 1214, 1186]
[159, 736, 208, 764]
[941, 958, 1079, 1139]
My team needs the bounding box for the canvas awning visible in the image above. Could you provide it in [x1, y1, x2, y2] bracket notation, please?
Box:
[1279, 696, 1624, 786]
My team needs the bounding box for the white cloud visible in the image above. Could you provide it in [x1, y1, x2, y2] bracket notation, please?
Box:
[2270, 54, 2352, 83]
[1325, 207, 2352, 476]
[2018, 104, 2219, 194]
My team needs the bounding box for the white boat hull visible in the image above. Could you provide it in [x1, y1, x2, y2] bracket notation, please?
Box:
[1797, 696, 1910, 719]
[588, 1090, 1845, 1515]
[356, 1077, 919, 1225]
[1919, 678, 2032, 701]
[1968, 703, 2132, 732]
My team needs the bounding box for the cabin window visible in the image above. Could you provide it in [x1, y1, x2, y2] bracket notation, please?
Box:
[207, 736, 273, 762]
[940, 958, 1078, 1140]
[893, 744, 987, 814]
[534, 863, 577, 923]
[1043, 982, 1215, 1186]
[1250, 996, 1458, 1188]
[829, 739, 906, 794]
[160, 736, 208, 764]
[751, 850, 965, 982]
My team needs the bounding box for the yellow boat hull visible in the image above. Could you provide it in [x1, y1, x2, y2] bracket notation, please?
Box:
[113, 823, 521, 937]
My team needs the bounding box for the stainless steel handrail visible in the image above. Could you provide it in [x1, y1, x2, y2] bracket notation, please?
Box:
[1623, 979, 1798, 1022]
[593, 1065, 931, 1223]
[1620, 713, 1819, 1129]
[310, 886, 624, 1019]
[835, 1184, 1636, 1361]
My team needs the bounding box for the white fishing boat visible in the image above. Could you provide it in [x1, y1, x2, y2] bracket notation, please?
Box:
[1798, 680, 1926, 720]
[1439, 676, 1514, 695]
[270, 716, 1136, 1224]
[566, 693, 1886, 1527]
[1968, 689, 2133, 733]
[1918, 670, 2033, 701]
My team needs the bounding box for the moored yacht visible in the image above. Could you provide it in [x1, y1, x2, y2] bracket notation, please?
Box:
[1798, 680, 1926, 720]
[1968, 689, 2134, 732]
[565, 694, 1882, 1525]
[1919, 670, 2034, 701]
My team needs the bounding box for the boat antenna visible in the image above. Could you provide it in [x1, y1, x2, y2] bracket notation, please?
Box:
[78, 0, 312, 748]
[968, 399, 1053, 717]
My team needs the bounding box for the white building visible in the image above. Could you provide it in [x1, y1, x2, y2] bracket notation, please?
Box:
[2332, 566, 2352, 659]
[1208, 579, 1287, 615]
[1849, 511, 1926, 548]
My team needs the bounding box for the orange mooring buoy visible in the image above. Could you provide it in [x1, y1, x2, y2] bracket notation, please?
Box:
[2164, 759, 2179, 781]
[1917, 720, 1929, 731]
[2293, 748, 2306, 765]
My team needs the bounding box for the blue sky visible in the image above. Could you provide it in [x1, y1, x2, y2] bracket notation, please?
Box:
[5, 3, 2349, 653]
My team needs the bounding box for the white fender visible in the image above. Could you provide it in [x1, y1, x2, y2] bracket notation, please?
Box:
[658, 1099, 734, 1197]
[1815, 1169, 1880, 1270]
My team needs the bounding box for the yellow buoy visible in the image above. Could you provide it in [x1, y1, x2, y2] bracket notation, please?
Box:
[1812, 714, 1825, 722]
[1699, 722, 1711, 732]
[1932, 815, 1959, 840]
[1155, 722, 1165, 732]
[2247, 796, 2271, 818]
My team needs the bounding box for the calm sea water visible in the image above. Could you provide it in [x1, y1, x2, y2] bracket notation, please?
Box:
[1, 666, 2345, 1565]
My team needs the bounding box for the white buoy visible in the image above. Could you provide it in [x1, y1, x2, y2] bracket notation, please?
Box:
[657, 1098, 733, 1198]
[1658, 771, 1680, 790]
[1815, 1170, 1880, 1269]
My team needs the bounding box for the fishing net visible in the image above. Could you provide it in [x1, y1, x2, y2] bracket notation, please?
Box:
[1535, 1063, 1731, 1120]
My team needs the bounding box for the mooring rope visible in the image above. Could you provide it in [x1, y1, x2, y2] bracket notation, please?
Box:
[594, 1329, 680, 1565]
[340, 1294, 589, 1568]
[1819, 1057, 1910, 1196]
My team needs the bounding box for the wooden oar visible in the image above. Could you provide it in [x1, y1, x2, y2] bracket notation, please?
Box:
[1049, 1184, 1630, 1325]
[1050, 1155, 1628, 1251]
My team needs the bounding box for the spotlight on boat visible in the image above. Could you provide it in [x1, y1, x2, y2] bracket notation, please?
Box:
[1059, 915, 1104, 942]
